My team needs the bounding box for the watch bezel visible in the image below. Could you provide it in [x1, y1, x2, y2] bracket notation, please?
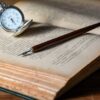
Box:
[0, 6, 25, 32]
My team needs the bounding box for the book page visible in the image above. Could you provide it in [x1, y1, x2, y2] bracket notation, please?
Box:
[15, 0, 100, 35]
[0, 25, 99, 78]
[0, 0, 99, 79]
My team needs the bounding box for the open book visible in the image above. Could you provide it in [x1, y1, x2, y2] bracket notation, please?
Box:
[0, 0, 100, 100]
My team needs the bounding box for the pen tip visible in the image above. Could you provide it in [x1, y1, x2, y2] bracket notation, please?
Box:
[18, 49, 33, 57]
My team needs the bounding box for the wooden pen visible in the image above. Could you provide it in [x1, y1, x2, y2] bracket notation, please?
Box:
[19, 22, 100, 56]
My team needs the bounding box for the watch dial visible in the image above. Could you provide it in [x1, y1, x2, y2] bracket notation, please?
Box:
[0, 7, 24, 31]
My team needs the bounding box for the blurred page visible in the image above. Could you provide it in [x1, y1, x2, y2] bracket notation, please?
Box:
[0, 0, 99, 78]
[0, 26, 99, 78]
[15, 0, 100, 35]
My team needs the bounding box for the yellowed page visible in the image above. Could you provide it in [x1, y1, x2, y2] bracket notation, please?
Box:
[0, 0, 99, 79]
[0, 26, 99, 78]
[15, 0, 100, 35]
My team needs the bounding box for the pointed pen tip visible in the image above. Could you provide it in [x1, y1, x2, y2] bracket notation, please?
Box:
[18, 49, 33, 57]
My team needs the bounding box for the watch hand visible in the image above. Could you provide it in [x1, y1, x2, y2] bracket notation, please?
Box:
[11, 18, 16, 25]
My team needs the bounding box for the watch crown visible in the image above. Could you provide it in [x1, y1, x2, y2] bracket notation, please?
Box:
[0, 1, 9, 13]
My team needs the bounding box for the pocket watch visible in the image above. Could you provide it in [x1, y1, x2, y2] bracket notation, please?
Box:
[0, 2, 32, 36]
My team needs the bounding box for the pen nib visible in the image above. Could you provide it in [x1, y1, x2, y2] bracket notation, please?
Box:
[18, 49, 33, 57]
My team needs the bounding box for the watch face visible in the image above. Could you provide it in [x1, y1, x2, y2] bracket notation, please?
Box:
[0, 6, 25, 32]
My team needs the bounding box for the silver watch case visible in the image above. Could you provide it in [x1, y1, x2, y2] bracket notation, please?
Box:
[0, 2, 33, 36]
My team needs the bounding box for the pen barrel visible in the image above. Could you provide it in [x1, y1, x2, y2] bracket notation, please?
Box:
[33, 22, 100, 53]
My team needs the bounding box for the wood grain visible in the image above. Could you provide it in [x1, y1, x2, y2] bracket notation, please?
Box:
[0, 69, 99, 100]
[3, 0, 19, 4]
[0, 61, 67, 100]
[0, 58, 99, 100]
